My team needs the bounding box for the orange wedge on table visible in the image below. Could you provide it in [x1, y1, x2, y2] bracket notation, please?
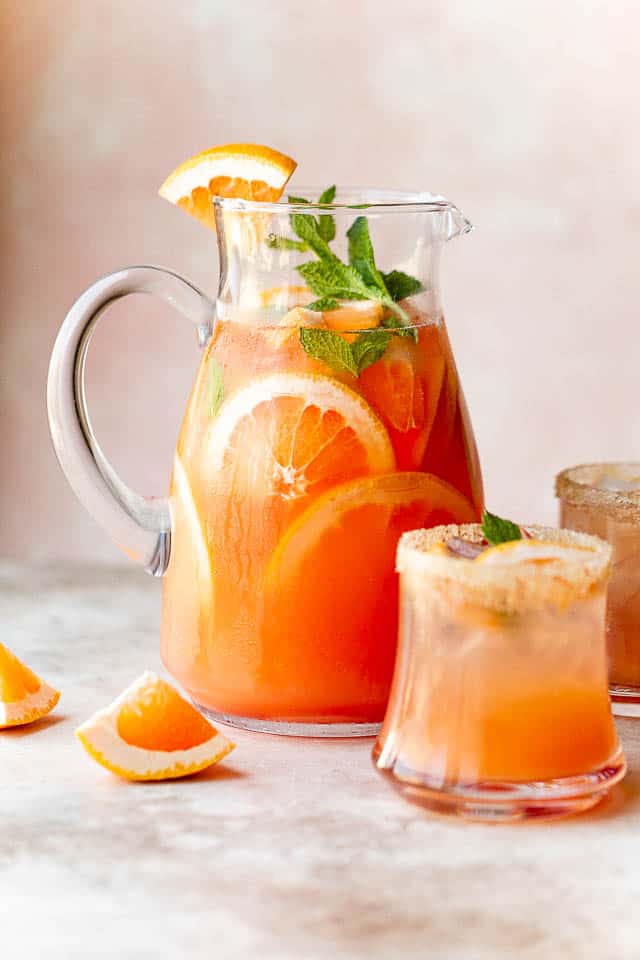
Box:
[159, 143, 297, 229]
[76, 673, 234, 781]
[0, 641, 59, 728]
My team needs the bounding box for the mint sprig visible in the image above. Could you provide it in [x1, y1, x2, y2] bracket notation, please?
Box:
[299, 328, 391, 377]
[266, 186, 425, 376]
[297, 213, 419, 329]
[481, 510, 523, 546]
[267, 186, 336, 252]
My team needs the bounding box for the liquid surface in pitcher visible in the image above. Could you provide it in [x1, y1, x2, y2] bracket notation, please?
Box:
[161, 291, 483, 725]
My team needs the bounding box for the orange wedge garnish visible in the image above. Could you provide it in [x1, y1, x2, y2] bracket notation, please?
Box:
[76, 672, 234, 781]
[0, 641, 60, 728]
[159, 143, 297, 229]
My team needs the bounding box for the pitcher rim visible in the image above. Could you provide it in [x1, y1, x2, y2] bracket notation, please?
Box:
[214, 186, 472, 223]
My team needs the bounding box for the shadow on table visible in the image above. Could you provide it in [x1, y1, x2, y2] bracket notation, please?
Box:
[0, 713, 68, 736]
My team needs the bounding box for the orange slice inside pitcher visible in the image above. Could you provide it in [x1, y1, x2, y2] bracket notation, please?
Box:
[204, 372, 396, 501]
[0, 642, 60, 728]
[159, 143, 297, 229]
[264, 472, 477, 644]
[359, 327, 446, 470]
[76, 672, 234, 781]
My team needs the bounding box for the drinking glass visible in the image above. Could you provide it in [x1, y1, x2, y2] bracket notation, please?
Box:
[557, 462, 640, 716]
[373, 523, 625, 820]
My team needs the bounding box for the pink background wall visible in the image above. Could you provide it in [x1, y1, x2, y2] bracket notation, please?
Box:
[2, 1, 639, 562]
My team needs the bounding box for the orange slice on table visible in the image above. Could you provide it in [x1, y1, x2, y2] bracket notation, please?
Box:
[0, 642, 59, 728]
[264, 472, 477, 648]
[76, 672, 234, 781]
[204, 372, 396, 501]
[159, 143, 297, 229]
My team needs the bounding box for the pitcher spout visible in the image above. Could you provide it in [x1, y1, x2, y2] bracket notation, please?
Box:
[442, 202, 473, 241]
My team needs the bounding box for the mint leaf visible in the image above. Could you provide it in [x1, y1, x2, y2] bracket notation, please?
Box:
[318, 186, 337, 204]
[299, 328, 358, 376]
[266, 235, 308, 252]
[290, 213, 334, 259]
[382, 315, 418, 343]
[298, 327, 391, 376]
[317, 185, 336, 242]
[288, 194, 310, 205]
[208, 358, 224, 417]
[298, 259, 371, 300]
[481, 510, 522, 546]
[347, 217, 390, 297]
[352, 331, 392, 373]
[382, 270, 423, 301]
[307, 296, 340, 311]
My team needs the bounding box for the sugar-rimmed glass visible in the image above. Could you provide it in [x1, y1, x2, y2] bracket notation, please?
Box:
[373, 523, 625, 821]
[557, 462, 640, 716]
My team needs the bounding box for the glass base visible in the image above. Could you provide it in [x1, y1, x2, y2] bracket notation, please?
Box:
[610, 684, 640, 717]
[373, 746, 627, 823]
[193, 701, 381, 738]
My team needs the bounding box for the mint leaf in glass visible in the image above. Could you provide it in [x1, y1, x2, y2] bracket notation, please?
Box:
[307, 296, 340, 311]
[351, 331, 392, 373]
[346, 216, 390, 297]
[299, 328, 358, 376]
[382, 270, 423, 301]
[317, 185, 337, 242]
[266, 235, 308, 252]
[481, 510, 523, 546]
[297, 259, 373, 301]
[299, 326, 394, 377]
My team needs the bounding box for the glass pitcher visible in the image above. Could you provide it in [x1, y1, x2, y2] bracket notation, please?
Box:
[47, 189, 484, 736]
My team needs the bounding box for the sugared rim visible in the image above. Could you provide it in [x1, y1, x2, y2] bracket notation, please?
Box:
[555, 462, 640, 524]
[397, 523, 611, 612]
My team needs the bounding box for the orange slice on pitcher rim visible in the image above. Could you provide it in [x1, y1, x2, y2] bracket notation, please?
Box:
[0, 641, 60, 728]
[204, 372, 396, 501]
[76, 672, 234, 781]
[159, 143, 297, 229]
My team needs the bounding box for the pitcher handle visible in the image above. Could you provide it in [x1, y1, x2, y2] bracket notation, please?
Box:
[47, 265, 215, 576]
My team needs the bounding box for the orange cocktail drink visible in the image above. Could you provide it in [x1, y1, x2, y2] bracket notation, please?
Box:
[161, 295, 482, 730]
[374, 522, 625, 820]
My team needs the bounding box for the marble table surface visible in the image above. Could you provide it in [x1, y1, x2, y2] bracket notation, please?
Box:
[1, 561, 639, 960]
